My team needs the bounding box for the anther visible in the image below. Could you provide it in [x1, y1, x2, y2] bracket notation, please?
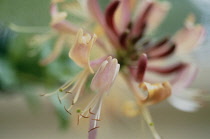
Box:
[57, 92, 62, 104]
[77, 115, 80, 125]
[88, 126, 100, 132]
[89, 108, 96, 115]
[64, 106, 72, 115]
[80, 114, 89, 118]
[92, 119, 101, 121]
[66, 91, 72, 94]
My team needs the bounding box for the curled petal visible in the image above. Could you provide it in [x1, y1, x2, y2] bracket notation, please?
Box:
[91, 56, 120, 93]
[139, 82, 171, 105]
[168, 88, 207, 112]
[173, 15, 205, 54]
[131, 0, 154, 38]
[88, 1, 120, 48]
[114, 0, 132, 33]
[171, 64, 198, 88]
[105, 0, 120, 35]
[146, 37, 170, 52]
[147, 42, 176, 59]
[147, 63, 187, 75]
[69, 29, 97, 73]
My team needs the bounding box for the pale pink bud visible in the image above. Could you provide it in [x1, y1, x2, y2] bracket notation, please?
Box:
[91, 56, 120, 93]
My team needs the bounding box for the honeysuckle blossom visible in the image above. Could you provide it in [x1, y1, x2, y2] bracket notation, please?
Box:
[31, 0, 208, 138]
[41, 29, 97, 113]
[79, 56, 120, 139]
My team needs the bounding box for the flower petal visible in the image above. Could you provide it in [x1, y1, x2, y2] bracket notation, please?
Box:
[136, 54, 148, 82]
[139, 81, 171, 105]
[147, 63, 187, 75]
[87, 0, 105, 26]
[69, 29, 97, 73]
[173, 15, 205, 54]
[91, 56, 120, 93]
[171, 64, 198, 88]
[147, 42, 176, 59]
[131, 0, 154, 38]
[114, 0, 132, 33]
[50, 1, 78, 33]
[168, 88, 207, 112]
[147, 1, 170, 33]
[105, 0, 120, 36]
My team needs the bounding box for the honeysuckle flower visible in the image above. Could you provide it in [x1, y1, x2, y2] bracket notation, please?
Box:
[58, 29, 99, 113]
[33, 0, 208, 138]
[41, 29, 98, 113]
[78, 56, 120, 139]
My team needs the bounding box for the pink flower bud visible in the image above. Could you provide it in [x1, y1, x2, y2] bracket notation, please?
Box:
[91, 56, 120, 93]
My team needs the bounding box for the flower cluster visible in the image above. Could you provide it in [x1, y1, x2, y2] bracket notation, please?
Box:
[40, 0, 207, 139]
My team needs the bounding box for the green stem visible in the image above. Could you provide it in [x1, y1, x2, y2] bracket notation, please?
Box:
[141, 106, 161, 139]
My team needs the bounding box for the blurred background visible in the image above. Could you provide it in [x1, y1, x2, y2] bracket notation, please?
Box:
[0, 0, 210, 139]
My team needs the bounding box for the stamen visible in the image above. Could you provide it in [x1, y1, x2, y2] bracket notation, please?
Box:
[80, 114, 89, 118]
[77, 115, 80, 125]
[64, 106, 72, 115]
[66, 91, 72, 94]
[92, 119, 101, 121]
[40, 91, 57, 97]
[57, 92, 62, 104]
[89, 108, 96, 115]
[59, 75, 79, 92]
[88, 126, 100, 132]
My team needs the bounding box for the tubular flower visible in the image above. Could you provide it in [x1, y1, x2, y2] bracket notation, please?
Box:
[42, 29, 98, 114]
[59, 29, 98, 114]
[78, 57, 120, 139]
[69, 29, 97, 74]
[37, 0, 208, 139]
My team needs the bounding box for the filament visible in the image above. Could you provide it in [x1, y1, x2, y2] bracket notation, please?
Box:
[88, 126, 100, 132]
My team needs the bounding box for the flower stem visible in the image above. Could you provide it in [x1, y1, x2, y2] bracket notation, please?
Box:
[141, 106, 161, 139]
